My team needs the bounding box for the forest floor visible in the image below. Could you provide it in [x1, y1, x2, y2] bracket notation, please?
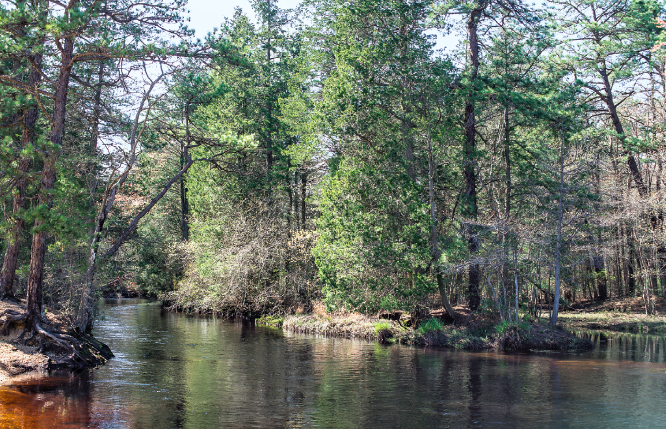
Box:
[0, 300, 60, 384]
[257, 303, 593, 352]
[0, 300, 112, 385]
[558, 297, 666, 334]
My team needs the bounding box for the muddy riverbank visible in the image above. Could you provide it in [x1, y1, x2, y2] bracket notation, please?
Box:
[0, 300, 112, 384]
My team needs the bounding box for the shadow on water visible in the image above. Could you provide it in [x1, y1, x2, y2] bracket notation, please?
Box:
[2, 299, 666, 428]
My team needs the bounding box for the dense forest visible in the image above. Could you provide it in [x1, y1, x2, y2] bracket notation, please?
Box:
[1, 0, 666, 342]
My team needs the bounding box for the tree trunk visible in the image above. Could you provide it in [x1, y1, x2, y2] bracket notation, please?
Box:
[180, 105, 191, 241]
[75, 61, 106, 332]
[463, 1, 486, 312]
[180, 156, 190, 241]
[265, 9, 274, 191]
[626, 225, 637, 297]
[293, 170, 299, 229]
[26, 37, 74, 326]
[550, 132, 566, 327]
[104, 157, 196, 259]
[402, 116, 416, 181]
[427, 127, 455, 320]
[1, 71, 42, 297]
[504, 106, 511, 218]
[77, 71, 167, 331]
[0, 153, 31, 298]
[78, 186, 116, 332]
[1, 19, 45, 299]
[599, 63, 647, 197]
[593, 256, 608, 300]
[90, 61, 104, 156]
[77, 155, 196, 332]
[288, 171, 293, 233]
[658, 246, 666, 295]
[301, 169, 307, 227]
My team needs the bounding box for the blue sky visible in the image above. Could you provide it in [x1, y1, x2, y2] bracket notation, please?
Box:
[185, 0, 459, 52]
[186, 0, 303, 38]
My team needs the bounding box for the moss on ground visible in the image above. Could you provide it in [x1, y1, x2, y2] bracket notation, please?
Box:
[255, 315, 285, 328]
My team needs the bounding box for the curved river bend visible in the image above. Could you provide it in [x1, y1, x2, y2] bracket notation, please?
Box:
[1, 299, 665, 428]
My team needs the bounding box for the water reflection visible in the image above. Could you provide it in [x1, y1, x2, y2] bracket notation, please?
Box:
[1, 299, 665, 428]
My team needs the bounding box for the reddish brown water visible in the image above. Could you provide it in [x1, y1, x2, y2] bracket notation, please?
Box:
[1, 299, 665, 428]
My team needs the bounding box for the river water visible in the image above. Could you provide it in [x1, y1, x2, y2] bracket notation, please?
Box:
[1, 299, 665, 428]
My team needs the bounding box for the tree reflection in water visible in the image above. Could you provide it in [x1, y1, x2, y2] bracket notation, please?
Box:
[2, 300, 666, 429]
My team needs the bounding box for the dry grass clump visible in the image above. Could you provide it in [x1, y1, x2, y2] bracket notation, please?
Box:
[282, 313, 404, 340]
[557, 297, 666, 333]
[278, 305, 592, 352]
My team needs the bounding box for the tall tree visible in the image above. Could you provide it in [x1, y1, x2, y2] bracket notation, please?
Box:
[1, 0, 190, 331]
[310, 0, 459, 313]
[553, 0, 662, 197]
[0, 0, 47, 300]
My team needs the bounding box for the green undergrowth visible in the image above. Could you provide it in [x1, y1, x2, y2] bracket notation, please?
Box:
[417, 318, 444, 334]
[373, 321, 393, 332]
[255, 315, 285, 328]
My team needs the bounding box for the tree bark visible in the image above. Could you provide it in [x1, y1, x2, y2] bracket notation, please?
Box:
[599, 64, 647, 197]
[463, 1, 487, 312]
[26, 36, 74, 326]
[77, 157, 195, 331]
[104, 157, 196, 259]
[301, 169, 307, 227]
[180, 156, 190, 241]
[550, 132, 566, 327]
[77, 70, 166, 331]
[626, 225, 637, 297]
[292, 170, 298, 229]
[78, 187, 115, 332]
[265, 3, 274, 191]
[504, 106, 511, 218]
[1, 50, 44, 298]
[180, 103, 191, 241]
[593, 256, 608, 300]
[427, 127, 455, 320]
[402, 116, 416, 181]
[90, 61, 104, 156]
[75, 61, 106, 332]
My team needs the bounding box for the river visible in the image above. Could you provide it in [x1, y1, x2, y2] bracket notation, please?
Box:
[1, 299, 665, 428]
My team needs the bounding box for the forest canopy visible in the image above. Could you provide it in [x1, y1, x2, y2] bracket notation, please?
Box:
[1, 0, 666, 331]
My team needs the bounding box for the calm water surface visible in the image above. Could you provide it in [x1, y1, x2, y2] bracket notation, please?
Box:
[1, 299, 665, 428]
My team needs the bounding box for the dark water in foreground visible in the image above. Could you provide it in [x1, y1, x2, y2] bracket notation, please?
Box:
[1, 300, 666, 428]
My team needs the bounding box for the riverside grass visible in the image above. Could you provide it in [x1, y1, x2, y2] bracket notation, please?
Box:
[257, 311, 592, 351]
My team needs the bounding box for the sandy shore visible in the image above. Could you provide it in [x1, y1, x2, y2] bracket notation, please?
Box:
[0, 300, 112, 384]
[0, 300, 59, 384]
[0, 341, 49, 384]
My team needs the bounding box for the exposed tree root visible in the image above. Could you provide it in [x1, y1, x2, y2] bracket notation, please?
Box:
[0, 309, 26, 336]
[0, 310, 113, 370]
[0, 293, 22, 305]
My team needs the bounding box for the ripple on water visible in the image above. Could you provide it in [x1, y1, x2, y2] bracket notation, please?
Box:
[4, 300, 666, 428]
